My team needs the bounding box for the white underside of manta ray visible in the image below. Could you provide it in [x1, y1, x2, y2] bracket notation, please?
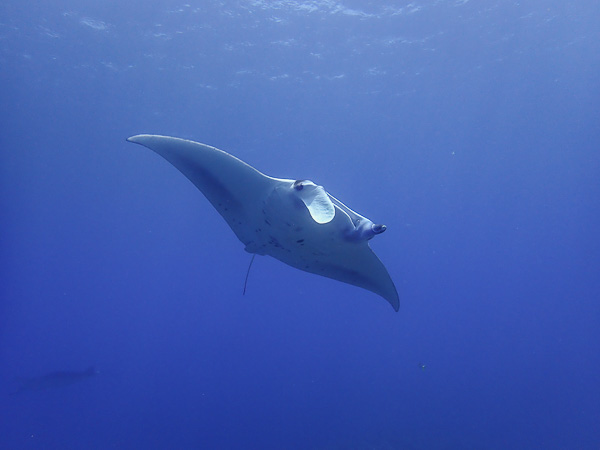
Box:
[127, 135, 399, 311]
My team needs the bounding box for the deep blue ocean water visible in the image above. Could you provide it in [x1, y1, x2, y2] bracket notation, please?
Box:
[1, 1, 599, 448]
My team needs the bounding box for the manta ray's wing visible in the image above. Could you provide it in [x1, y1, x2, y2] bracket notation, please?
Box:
[127, 135, 276, 247]
[283, 240, 399, 311]
[313, 242, 399, 311]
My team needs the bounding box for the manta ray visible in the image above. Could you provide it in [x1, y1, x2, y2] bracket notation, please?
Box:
[12, 366, 97, 395]
[127, 135, 399, 311]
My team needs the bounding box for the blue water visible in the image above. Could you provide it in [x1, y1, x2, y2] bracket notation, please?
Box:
[1, 1, 599, 448]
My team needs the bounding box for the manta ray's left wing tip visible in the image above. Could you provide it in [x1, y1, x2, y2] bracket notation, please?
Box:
[126, 134, 151, 144]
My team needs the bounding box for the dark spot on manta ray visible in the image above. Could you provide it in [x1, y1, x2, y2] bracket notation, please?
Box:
[297, 239, 305, 243]
[264, 219, 271, 225]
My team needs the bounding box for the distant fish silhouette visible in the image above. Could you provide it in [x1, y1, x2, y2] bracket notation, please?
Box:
[11, 366, 97, 395]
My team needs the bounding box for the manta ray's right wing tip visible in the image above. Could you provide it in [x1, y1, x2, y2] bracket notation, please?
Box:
[386, 290, 400, 312]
